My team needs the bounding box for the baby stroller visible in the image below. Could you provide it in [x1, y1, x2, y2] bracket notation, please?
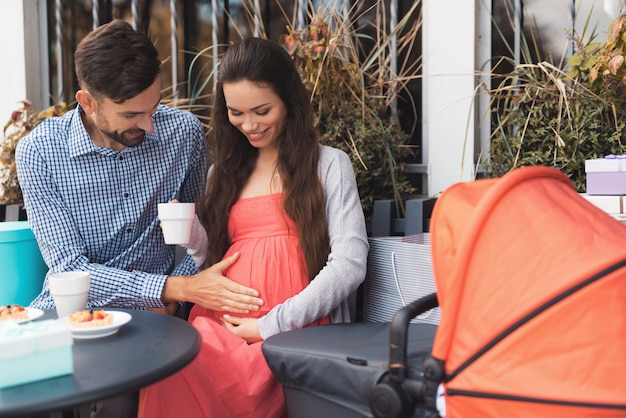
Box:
[262, 165, 626, 417]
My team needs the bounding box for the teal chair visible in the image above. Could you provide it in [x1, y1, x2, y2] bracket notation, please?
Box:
[0, 221, 48, 306]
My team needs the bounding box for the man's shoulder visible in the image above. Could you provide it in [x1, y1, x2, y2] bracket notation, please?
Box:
[155, 104, 201, 124]
[17, 109, 75, 153]
[153, 105, 204, 142]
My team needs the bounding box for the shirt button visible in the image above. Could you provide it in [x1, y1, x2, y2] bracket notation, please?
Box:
[118, 156, 124, 161]
[126, 228, 132, 233]
[123, 193, 129, 198]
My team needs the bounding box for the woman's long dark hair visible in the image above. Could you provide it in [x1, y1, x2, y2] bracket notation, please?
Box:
[197, 37, 330, 280]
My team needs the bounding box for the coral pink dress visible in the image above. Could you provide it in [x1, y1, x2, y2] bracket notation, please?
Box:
[138, 193, 329, 418]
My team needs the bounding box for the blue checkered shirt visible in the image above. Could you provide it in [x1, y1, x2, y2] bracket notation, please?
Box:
[16, 104, 208, 310]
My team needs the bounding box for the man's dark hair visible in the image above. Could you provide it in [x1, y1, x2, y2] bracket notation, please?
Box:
[74, 20, 161, 103]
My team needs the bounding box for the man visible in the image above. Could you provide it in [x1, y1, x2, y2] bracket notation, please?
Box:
[15, 19, 263, 417]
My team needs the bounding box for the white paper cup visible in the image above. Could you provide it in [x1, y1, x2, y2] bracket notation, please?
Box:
[158, 202, 195, 245]
[48, 271, 90, 317]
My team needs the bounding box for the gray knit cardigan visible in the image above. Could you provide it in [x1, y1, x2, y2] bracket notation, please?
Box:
[185, 145, 369, 339]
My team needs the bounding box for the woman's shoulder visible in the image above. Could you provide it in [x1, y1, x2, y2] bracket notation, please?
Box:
[318, 145, 356, 186]
[319, 144, 351, 166]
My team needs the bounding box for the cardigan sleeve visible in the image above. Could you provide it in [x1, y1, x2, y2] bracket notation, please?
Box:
[256, 145, 369, 339]
[184, 215, 208, 268]
[182, 166, 213, 268]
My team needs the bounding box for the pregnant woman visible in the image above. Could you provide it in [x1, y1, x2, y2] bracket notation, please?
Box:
[138, 37, 369, 418]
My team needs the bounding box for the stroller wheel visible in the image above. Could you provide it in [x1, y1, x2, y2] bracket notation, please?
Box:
[369, 380, 414, 418]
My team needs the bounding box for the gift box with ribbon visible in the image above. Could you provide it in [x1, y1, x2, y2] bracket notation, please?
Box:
[0, 319, 73, 389]
[585, 155, 626, 195]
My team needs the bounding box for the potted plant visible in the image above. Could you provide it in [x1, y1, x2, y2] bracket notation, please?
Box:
[0, 101, 68, 220]
[278, 4, 421, 221]
[483, 12, 626, 191]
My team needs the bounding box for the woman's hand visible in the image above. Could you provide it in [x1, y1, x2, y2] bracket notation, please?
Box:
[221, 315, 262, 344]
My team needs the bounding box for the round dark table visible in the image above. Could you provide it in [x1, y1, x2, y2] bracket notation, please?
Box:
[0, 309, 201, 417]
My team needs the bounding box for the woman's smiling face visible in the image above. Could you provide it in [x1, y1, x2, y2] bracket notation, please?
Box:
[223, 80, 288, 151]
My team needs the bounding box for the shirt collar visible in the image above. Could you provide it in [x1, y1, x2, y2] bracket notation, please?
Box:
[68, 104, 163, 158]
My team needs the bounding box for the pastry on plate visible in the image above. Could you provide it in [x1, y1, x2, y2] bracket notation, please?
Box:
[0, 304, 28, 321]
[69, 309, 114, 328]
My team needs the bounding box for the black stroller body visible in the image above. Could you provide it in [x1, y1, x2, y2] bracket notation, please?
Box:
[262, 294, 440, 418]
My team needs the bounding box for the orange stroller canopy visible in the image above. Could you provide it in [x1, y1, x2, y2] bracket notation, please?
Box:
[429, 166, 626, 417]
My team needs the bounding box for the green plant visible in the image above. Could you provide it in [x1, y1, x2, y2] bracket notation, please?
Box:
[484, 12, 626, 192]
[277, 4, 420, 219]
[568, 13, 626, 89]
[185, 0, 421, 221]
[0, 101, 69, 204]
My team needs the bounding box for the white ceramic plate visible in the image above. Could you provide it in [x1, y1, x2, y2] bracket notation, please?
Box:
[11, 307, 45, 324]
[67, 311, 132, 340]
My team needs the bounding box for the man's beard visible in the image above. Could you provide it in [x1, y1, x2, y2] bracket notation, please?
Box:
[99, 127, 146, 148]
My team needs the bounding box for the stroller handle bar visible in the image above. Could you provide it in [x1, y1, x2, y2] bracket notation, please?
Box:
[388, 292, 439, 382]
[369, 292, 443, 418]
